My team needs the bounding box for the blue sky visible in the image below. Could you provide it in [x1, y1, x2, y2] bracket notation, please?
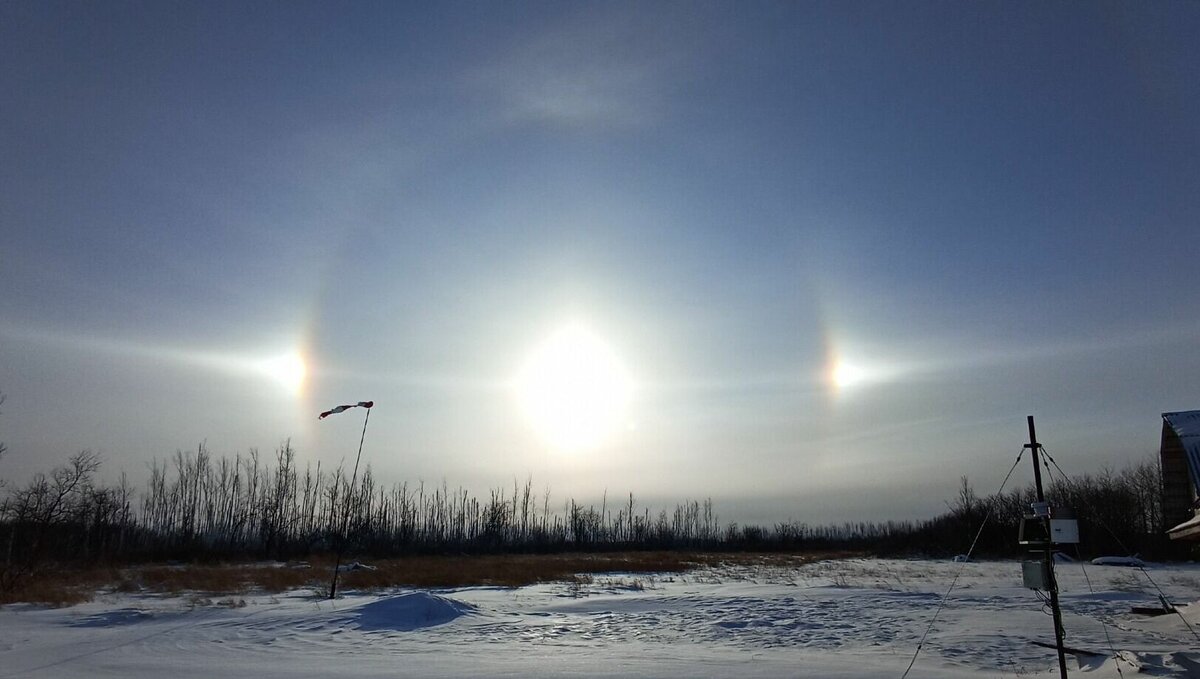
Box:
[2, 1, 1199, 524]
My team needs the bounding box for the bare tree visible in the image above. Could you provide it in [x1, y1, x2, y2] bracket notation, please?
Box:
[1, 451, 101, 592]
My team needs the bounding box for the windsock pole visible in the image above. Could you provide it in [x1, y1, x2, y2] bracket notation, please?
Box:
[319, 401, 373, 599]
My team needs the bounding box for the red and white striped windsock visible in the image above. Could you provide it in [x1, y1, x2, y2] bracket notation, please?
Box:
[318, 401, 374, 420]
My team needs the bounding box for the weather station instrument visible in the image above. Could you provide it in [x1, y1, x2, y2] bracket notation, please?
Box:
[1019, 416, 1075, 679]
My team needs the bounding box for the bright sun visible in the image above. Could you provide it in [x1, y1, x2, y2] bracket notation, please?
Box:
[514, 323, 634, 451]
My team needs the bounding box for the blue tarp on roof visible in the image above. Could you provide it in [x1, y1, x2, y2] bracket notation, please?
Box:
[1163, 410, 1200, 495]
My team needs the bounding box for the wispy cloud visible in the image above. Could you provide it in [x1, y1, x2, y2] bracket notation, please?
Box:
[465, 7, 703, 128]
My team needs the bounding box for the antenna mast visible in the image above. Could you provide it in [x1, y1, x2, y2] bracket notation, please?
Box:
[1025, 415, 1069, 679]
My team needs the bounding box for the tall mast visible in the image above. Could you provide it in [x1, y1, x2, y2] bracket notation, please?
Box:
[1026, 415, 1068, 679]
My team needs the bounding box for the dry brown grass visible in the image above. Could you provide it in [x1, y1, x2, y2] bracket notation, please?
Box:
[0, 566, 121, 607]
[134, 562, 316, 595]
[0, 551, 854, 606]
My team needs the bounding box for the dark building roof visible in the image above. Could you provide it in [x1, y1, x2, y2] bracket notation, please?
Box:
[1163, 410, 1200, 541]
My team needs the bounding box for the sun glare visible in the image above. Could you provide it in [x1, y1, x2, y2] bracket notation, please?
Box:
[827, 351, 907, 395]
[259, 351, 307, 395]
[514, 323, 634, 451]
[831, 360, 868, 390]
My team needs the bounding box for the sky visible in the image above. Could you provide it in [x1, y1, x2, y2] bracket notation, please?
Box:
[2, 1, 1199, 525]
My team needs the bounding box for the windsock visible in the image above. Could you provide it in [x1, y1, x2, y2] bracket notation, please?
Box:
[319, 401, 374, 419]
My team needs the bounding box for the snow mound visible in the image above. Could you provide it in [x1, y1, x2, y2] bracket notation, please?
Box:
[350, 592, 475, 632]
[1090, 556, 1145, 568]
[1076, 650, 1200, 675]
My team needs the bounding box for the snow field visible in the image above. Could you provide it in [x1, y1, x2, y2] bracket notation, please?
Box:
[1, 558, 1197, 678]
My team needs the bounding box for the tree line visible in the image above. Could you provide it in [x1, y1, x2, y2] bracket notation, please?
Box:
[899, 457, 1171, 560]
[0, 439, 1184, 595]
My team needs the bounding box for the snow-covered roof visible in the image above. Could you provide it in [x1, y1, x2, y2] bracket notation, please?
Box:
[1162, 410, 1200, 495]
[1166, 513, 1200, 540]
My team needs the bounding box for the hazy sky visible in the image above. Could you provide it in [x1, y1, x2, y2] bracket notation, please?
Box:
[2, 1, 1198, 524]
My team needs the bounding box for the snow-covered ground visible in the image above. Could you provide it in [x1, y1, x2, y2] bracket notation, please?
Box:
[2, 558, 1197, 678]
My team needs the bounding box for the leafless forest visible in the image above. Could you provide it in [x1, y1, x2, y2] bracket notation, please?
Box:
[0, 435, 1178, 596]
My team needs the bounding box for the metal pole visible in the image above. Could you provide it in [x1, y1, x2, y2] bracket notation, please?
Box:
[329, 407, 372, 599]
[1027, 415, 1069, 679]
